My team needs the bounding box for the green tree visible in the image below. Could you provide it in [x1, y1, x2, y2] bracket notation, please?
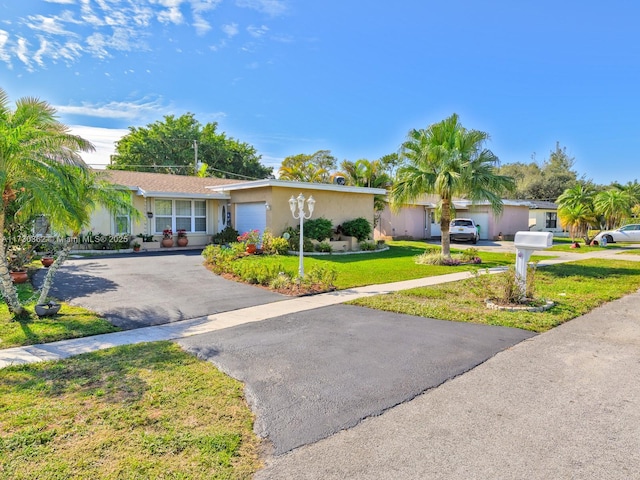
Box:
[593, 189, 633, 229]
[278, 150, 337, 183]
[36, 167, 140, 304]
[109, 113, 272, 179]
[0, 88, 93, 315]
[556, 184, 597, 243]
[391, 113, 515, 256]
[498, 143, 578, 200]
[337, 158, 391, 212]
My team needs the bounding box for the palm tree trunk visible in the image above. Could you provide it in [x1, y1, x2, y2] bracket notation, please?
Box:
[37, 242, 73, 305]
[0, 210, 24, 315]
[441, 199, 452, 257]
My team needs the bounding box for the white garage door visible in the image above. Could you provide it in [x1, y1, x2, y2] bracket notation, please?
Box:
[469, 213, 490, 240]
[235, 202, 267, 237]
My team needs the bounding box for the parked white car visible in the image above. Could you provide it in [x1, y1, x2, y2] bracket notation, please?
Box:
[449, 218, 479, 244]
[592, 224, 640, 244]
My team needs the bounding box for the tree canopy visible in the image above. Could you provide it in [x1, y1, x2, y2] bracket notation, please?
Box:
[109, 113, 272, 180]
[278, 150, 337, 183]
[498, 142, 578, 200]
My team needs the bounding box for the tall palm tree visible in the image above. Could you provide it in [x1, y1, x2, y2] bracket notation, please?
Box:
[0, 88, 93, 315]
[556, 184, 597, 243]
[390, 114, 515, 256]
[594, 189, 633, 229]
[36, 167, 141, 304]
[338, 158, 392, 212]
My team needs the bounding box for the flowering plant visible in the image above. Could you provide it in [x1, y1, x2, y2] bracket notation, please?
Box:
[163, 228, 173, 239]
[237, 229, 260, 245]
[177, 229, 188, 238]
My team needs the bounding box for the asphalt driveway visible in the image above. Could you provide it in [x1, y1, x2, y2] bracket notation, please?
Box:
[178, 305, 535, 455]
[33, 250, 286, 329]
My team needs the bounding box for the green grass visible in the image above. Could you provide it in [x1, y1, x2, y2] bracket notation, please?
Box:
[0, 280, 119, 349]
[0, 342, 261, 479]
[348, 259, 640, 333]
[239, 241, 531, 289]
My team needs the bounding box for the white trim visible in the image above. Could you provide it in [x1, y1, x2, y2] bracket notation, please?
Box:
[206, 179, 387, 195]
[136, 187, 229, 199]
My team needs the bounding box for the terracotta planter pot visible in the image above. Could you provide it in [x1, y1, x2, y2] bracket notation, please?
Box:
[161, 238, 174, 248]
[177, 237, 189, 247]
[245, 244, 257, 254]
[41, 257, 54, 267]
[10, 271, 28, 284]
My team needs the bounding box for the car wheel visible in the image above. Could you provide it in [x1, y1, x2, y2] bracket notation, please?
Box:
[472, 236, 477, 244]
[605, 234, 614, 243]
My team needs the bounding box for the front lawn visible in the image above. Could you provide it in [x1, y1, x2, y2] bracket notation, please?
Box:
[0, 342, 261, 479]
[0, 282, 118, 348]
[348, 259, 640, 332]
[232, 241, 529, 289]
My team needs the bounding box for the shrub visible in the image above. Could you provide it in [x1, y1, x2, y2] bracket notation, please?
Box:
[359, 241, 377, 251]
[211, 226, 239, 245]
[341, 218, 372, 242]
[202, 243, 245, 273]
[301, 265, 338, 290]
[314, 241, 333, 253]
[270, 272, 293, 290]
[415, 252, 461, 266]
[460, 248, 482, 264]
[261, 230, 290, 255]
[231, 261, 286, 286]
[304, 217, 333, 242]
[288, 234, 315, 252]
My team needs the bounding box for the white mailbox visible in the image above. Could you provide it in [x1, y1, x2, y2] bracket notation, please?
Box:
[514, 231, 553, 250]
[513, 231, 553, 296]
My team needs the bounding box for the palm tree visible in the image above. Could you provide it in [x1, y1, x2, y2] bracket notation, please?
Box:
[36, 167, 141, 305]
[390, 114, 515, 256]
[556, 184, 597, 243]
[594, 189, 633, 229]
[0, 88, 93, 315]
[338, 158, 392, 212]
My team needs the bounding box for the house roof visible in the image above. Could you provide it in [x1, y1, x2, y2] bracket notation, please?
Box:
[526, 200, 558, 209]
[206, 178, 387, 195]
[98, 169, 242, 199]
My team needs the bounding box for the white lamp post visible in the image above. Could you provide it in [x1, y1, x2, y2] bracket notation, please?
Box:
[289, 193, 315, 279]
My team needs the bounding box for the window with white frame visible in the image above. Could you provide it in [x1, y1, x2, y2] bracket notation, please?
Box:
[154, 199, 206, 233]
[115, 212, 131, 234]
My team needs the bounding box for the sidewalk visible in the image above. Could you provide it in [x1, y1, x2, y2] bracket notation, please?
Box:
[1, 246, 637, 368]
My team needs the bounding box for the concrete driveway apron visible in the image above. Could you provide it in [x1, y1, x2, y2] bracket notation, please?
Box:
[32, 250, 286, 329]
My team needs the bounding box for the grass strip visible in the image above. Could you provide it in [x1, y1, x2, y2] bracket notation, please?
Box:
[348, 259, 640, 332]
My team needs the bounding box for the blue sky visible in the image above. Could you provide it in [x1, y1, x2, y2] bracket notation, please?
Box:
[1, 0, 638, 185]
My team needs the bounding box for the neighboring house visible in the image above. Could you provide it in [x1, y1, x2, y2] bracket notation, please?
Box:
[527, 200, 565, 235]
[88, 170, 385, 248]
[375, 196, 531, 241]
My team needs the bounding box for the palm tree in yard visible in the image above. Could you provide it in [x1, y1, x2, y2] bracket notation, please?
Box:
[390, 114, 515, 257]
[0, 88, 93, 315]
[36, 167, 140, 305]
[556, 184, 597, 243]
[594, 189, 633, 230]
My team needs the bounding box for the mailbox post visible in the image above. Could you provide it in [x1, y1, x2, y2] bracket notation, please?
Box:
[513, 231, 553, 296]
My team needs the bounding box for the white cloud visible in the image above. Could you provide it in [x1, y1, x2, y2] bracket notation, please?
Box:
[236, 0, 287, 17]
[68, 125, 129, 168]
[247, 24, 268, 38]
[44, 0, 76, 4]
[16, 37, 31, 69]
[222, 23, 239, 37]
[0, 30, 11, 66]
[26, 15, 76, 36]
[55, 98, 169, 121]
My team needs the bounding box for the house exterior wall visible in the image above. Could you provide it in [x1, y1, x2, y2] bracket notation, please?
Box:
[529, 209, 564, 234]
[375, 205, 427, 240]
[466, 204, 529, 240]
[274, 187, 374, 235]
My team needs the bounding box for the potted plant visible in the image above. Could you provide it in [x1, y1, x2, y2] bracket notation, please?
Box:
[132, 241, 141, 252]
[176, 229, 188, 247]
[35, 301, 61, 317]
[238, 229, 260, 254]
[162, 227, 174, 247]
[8, 246, 32, 283]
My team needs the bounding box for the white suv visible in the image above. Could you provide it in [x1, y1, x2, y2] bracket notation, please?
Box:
[449, 218, 479, 244]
